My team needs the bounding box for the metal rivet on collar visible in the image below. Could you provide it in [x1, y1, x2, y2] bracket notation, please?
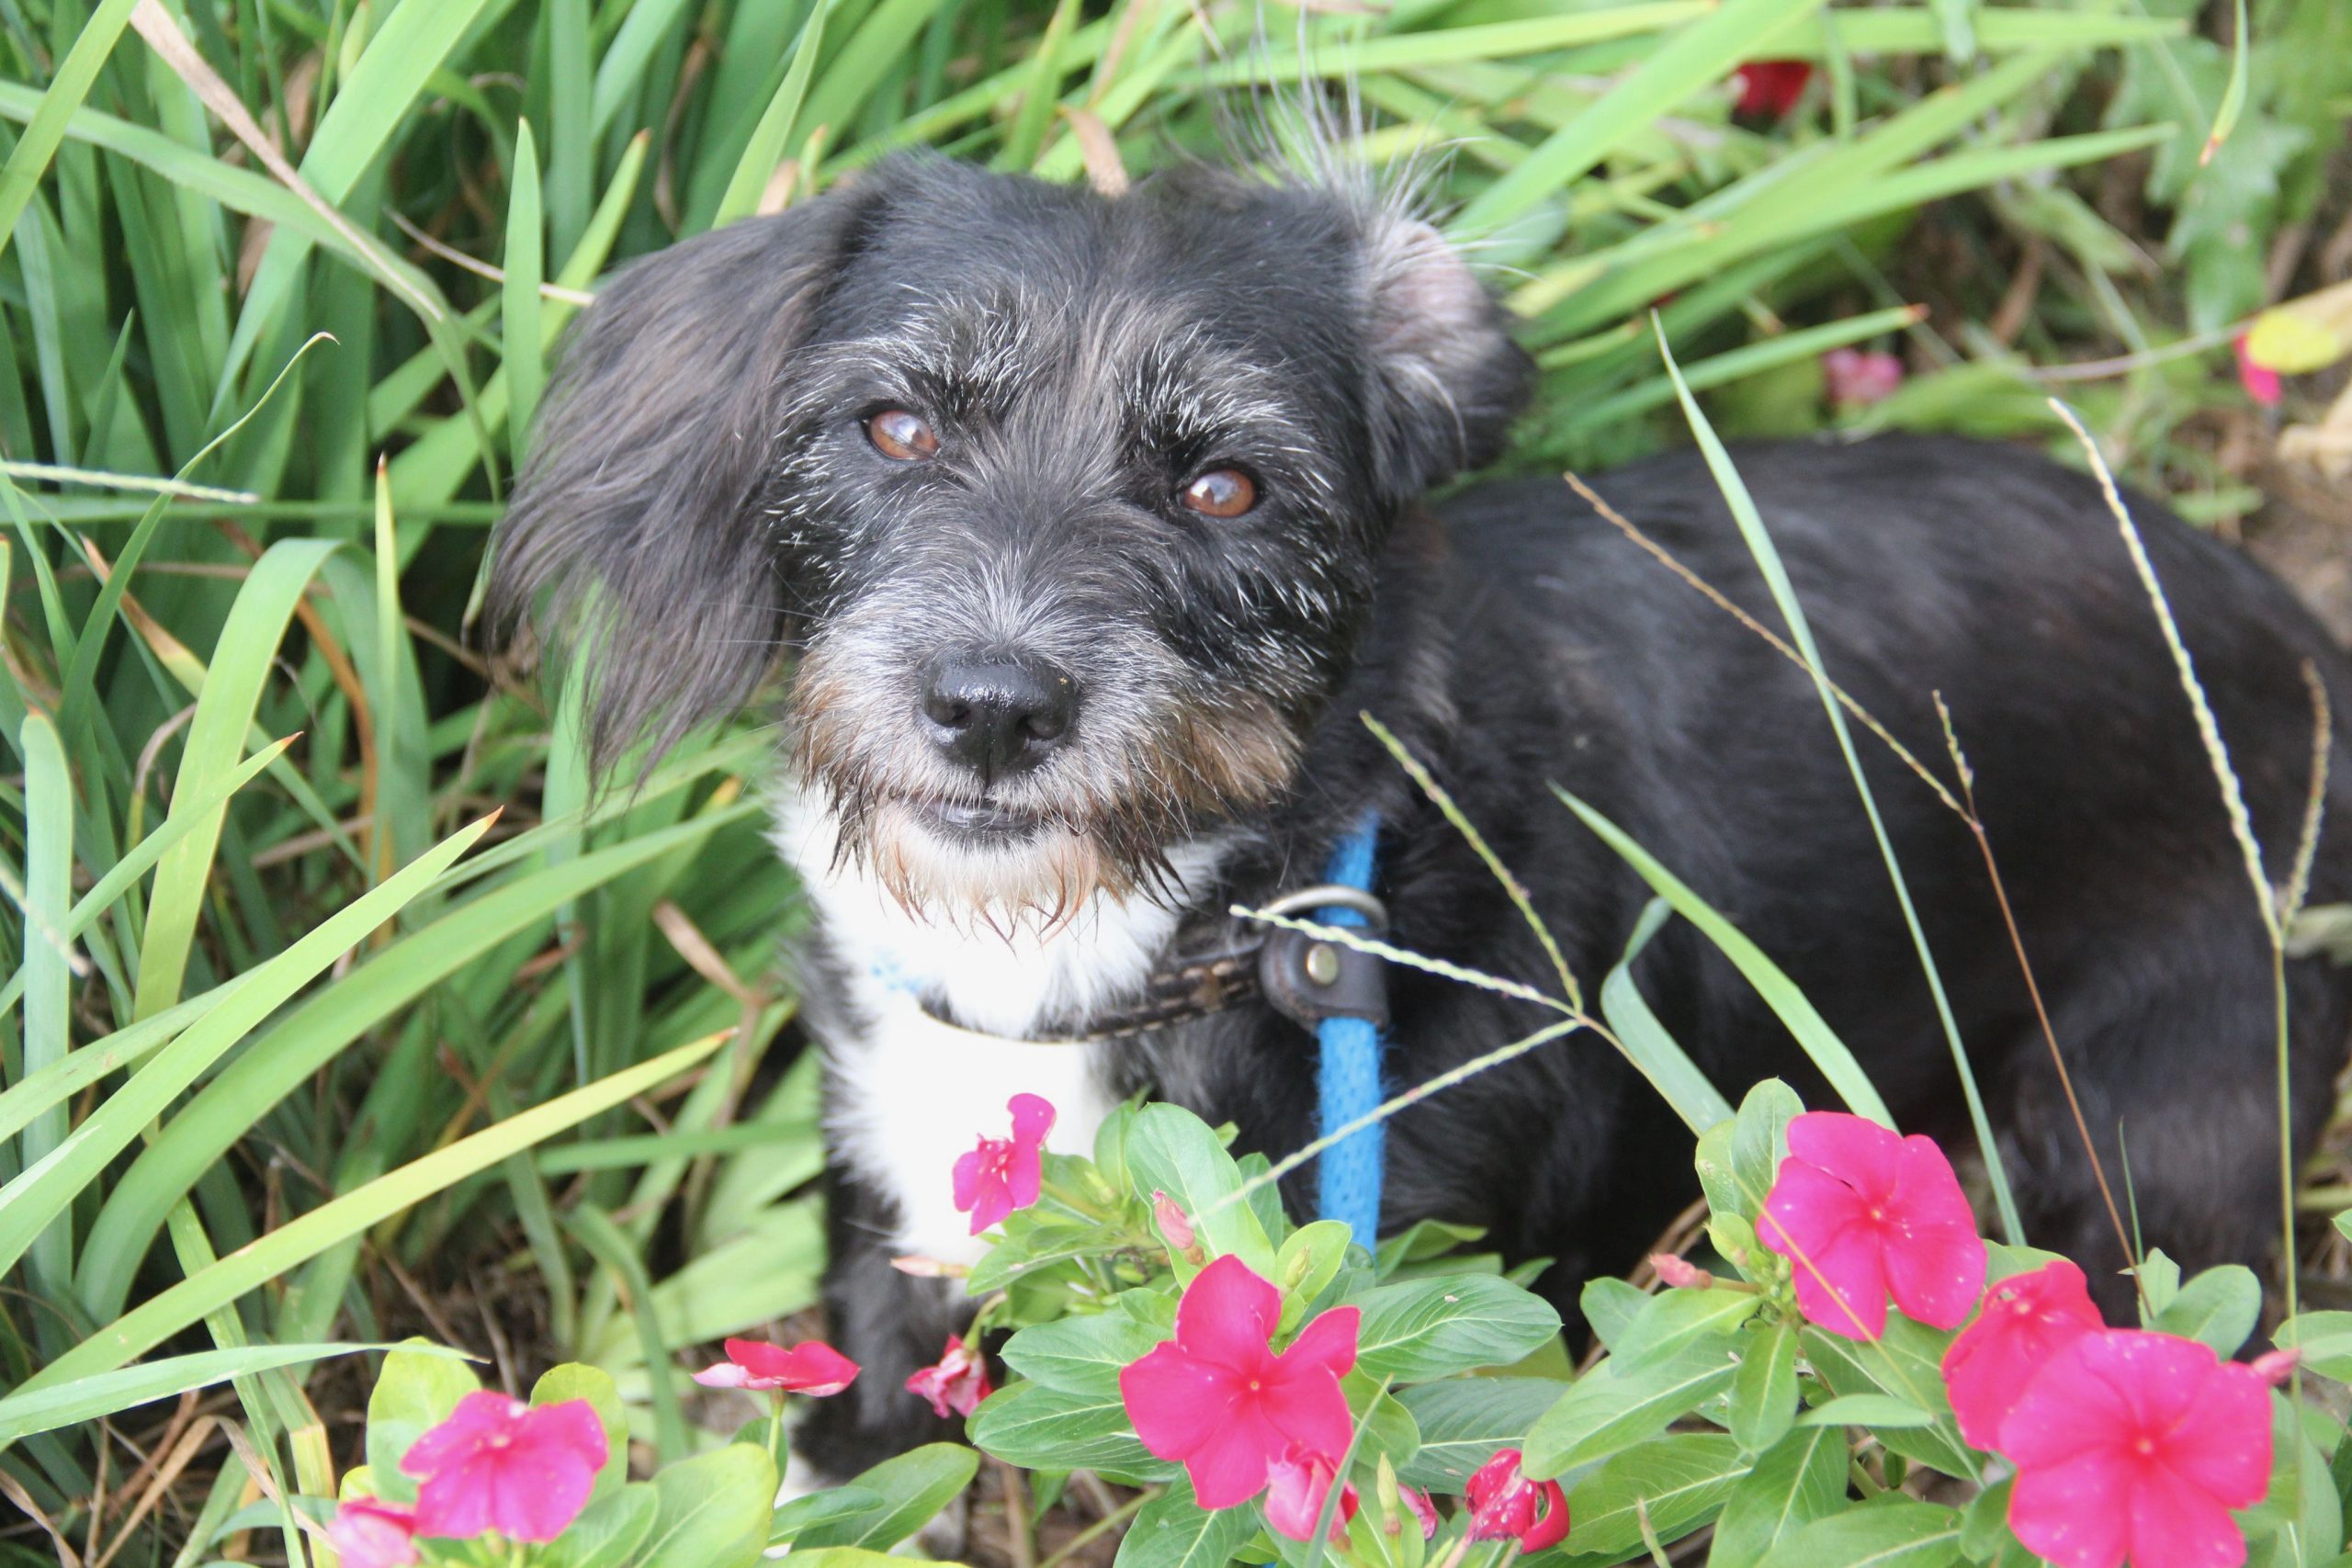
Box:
[1305, 942, 1341, 986]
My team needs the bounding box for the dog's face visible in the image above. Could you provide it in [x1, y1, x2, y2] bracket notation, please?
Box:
[492, 156, 1527, 919]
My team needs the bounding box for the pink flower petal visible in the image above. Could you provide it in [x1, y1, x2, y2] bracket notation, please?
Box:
[329, 1499, 418, 1568]
[2236, 336, 2283, 407]
[2160, 1363, 2271, 1506]
[1010, 1093, 1056, 1146]
[1173, 1255, 1283, 1371]
[1122, 1342, 1237, 1461]
[692, 1362, 753, 1389]
[1283, 1307, 1361, 1381]
[1941, 1259, 2102, 1450]
[1182, 1403, 1290, 1509]
[398, 1392, 523, 1479]
[1264, 1445, 1356, 1542]
[1786, 1112, 1901, 1197]
[1787, 1215, 1890, 1339]
[2127, 1468, 2255, 1568]
[2010, 1447, 2136, 1568]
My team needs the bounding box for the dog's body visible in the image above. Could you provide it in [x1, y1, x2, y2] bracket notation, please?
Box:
[492, 154, 2352, 1476]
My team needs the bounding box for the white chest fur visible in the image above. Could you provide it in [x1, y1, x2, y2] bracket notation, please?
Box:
[773, 791, 1225, 1266]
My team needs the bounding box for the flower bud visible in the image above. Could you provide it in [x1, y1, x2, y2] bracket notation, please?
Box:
[1649, 1252, 1714, 1291]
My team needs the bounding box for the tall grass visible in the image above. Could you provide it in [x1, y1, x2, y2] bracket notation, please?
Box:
[0, 0, 2340, 1560]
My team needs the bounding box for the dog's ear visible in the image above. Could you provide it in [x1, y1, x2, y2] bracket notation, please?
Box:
[487, 193, 870, 770]
[1359, 217, 1531, 499]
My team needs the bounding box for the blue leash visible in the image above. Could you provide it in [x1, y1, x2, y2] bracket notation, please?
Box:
[1316, 813, 1386, 1245]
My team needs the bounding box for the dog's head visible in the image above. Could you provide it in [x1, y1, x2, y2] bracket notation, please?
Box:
[491, 154, 1528, 919]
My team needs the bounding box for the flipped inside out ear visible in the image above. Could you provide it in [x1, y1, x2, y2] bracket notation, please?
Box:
[1361, 216, 1532, 500]
[486, 189, 873, 773]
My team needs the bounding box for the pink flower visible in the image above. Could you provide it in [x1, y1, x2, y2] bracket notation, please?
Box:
[1153, 1190, 1197, 1251]
[1823, 347, 1905, 409]
[1264, 1444, 1360, 1542]
[2002, 1329, 2272, 1568]
[693, 1337, 860, 1395]
[1119, 1254, 1362, 1508]
[1398, 1484, 1441, 1540]
[399, 1392, 608, 1542]
[328, 1498, 418, 1568]
[1940, 1258, 2104, 1450]
[1759, 1111, 1986, 1340]
[953, 1093, 1056, 1235]
[2235, 335, 2283, 407]
[1649, 1252, 1714, 1291]
[906, 1336, 992, 1418]
[1464, 1449, 1569, 1553]
[2251, 1348, 2299, 1385]
[1733, 60, 1812, 118]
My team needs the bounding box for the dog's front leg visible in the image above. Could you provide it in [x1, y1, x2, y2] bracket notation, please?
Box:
[790, 1161, 965, 1486]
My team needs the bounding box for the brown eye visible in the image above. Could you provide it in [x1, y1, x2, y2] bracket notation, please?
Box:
[865, 409, 938, 461]
[1182, 468, 1258, 518]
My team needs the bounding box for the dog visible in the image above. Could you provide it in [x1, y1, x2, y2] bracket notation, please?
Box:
[489, 152, 2352, 1478]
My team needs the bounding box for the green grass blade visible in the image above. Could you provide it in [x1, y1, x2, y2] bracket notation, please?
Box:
[1652, 322, 2020, 1240]
[1600, 897, 1735, 1134]
[713, 0, 831, 230]
[22, 1031, 730, 1397]
[503, 121, 546, 472]
[16, 711, 76, 1293]
[1552, 785, 1892, 1125]
[0, 1343, 408, 1445]
[131, 538, 345, 1019]
[1456, 0, 1826, 233]
[0, 0, 141, 268]
[0, 818, 492, 1292]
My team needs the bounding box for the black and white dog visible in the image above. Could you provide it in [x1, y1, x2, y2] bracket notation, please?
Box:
[490, 153, 2352, 1474]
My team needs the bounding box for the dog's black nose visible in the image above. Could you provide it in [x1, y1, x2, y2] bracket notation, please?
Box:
[920, 656, 1078, 782]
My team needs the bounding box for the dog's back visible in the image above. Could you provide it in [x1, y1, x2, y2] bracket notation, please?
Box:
[1433, 434, 2352, 1297]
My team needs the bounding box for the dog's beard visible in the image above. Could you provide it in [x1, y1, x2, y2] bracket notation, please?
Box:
[790, 654, 1300, 931]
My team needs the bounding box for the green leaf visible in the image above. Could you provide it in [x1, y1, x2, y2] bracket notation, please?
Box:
[1114, 1480, 1259, 1568]
[1001, 1293, 1176, 1396]
[1351, 1275, 1562, 1382]
[1124, 1103, 1276, 1280]
[544, 1485, 660, 1568]
[1730, 1320, 1800, 1457]
[967, 1381, 1176, 1482]
[790, 1444, 979, 1553]
[1563, 1432, 1747, 1559]
[1582, 1277, 1649, 1350]
[640, 1445, 778, 1568]
[1611, 1287, 1762, 1371]
[1758, 1501, 1963, 1568]
[2274, 1312, 2352, 1382]
[1277, 1221, 1354, 1324]
[771, 1486, 888, 1544]
[2154, 1265, 2263, 1358]
[366, 1342, 482, 1505]
[530, 1363, 629, 1497]
[1802, 1323, 1975, 1481]
[1797, 1394, 1934, 1430]
[1711, 1426, 1852, 1568]
[1521, 1335, 1741, 1477]
[1395, 1378, 1570, 1492]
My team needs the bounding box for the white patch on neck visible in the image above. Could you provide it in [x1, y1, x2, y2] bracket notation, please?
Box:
[773, 785, 1227, 1266]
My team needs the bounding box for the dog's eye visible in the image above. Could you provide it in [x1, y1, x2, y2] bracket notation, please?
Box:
[865, 409, 939, 461]
[1182, 468, 1258, 519]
